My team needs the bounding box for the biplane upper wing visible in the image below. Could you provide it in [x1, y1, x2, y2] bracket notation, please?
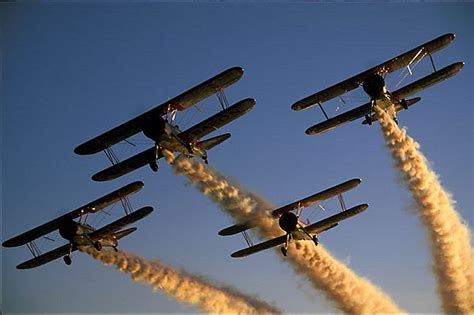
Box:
[178, 98, 255, 143]
[292, 33, 455, 111]
[2, 182, 144, 247]
[92, 148, 162, 182]
[16, 244, 75, 269]
[308, 62, 464, 129]
[90, 206, 153, 240]
[272, 178, 362, 217]
[74, 67, 244, 155]
[231, 204, 368, 258]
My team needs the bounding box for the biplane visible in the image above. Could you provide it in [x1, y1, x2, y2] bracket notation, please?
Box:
[219, 178, 367, 257]
[74, 67, 255, 181]
[2, 181, 153, 269]
[292, 33, 464, 135]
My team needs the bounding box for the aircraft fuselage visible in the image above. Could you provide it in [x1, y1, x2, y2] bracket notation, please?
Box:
[141, 116, 207, 160]
[58, 220, 117, 249]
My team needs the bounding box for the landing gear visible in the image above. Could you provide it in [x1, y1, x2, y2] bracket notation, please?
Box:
[393, 117, 399, 125]
[364, 115, 373, 126]
[113, 246, 118, 252]
[280, 247, 288, 257]
[94, 241, 102, 251]
[312, 235, 319, 246]
[63, 255, 72, 265]
[203, 158, 208, 164]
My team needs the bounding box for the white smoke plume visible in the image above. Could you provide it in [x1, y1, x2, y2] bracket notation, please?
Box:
[163, 150, 405, 314]
[375, 106, 474, 314]
[80, 247, 281, 314]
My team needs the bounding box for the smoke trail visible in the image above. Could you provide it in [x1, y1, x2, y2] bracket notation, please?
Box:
[79, 247, 281, 314]
[163, 151, 405, 314]
[375, 106, 474, 313]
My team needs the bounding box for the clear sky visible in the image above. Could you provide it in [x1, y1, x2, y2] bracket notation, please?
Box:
[2, 3, 472, 314]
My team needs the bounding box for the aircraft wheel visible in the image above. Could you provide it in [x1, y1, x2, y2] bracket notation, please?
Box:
[63, 255, 72, 265]
[113, 247, 118, 252]
[280, 247, 288, 257]
[312, 235, 319, 246]
[94, 241, 102, 251]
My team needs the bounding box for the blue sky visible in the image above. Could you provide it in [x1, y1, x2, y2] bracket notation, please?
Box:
[2, 3, 472, 313]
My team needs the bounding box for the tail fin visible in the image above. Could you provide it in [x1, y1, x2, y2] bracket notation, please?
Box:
[113, 227, 137, 240]
[197, 133, 231, 151]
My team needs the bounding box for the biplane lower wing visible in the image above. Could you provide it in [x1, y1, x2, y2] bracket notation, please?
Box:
[272, 178, 362, 217]
[17, 244, 75, 269]
[292, 33, 455, 111]
[2, 181, 144, 247]
[230, 204, 368, 258]
[92, 148, 163, 181]
[304, 203, 368, 234]
[74, 67, 244, 155]
[306, 103, 372, 135]
[90, 206, 153, 240]
[231, 235, 287, 258]
[392, 62, 464, 101]
[178, 98, 255, 142]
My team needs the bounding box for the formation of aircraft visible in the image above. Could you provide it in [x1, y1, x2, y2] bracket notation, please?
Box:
[2, 181, 153, 269]
[4, 34, 465, 269]
[74, 67, 255, 182]
[292, 33, 464, 135]
[219, 179, 367, 257]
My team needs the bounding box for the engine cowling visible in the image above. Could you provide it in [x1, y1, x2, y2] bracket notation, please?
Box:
[141, 115, 169, 142]
[58, 220, 79, 241]
[362, 74, 386, 99]
[279, 212, 298, 233]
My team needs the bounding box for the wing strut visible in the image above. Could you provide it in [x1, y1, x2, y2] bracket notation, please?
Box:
[319, 103, 330, 120]
[118, 196, 133, 215]
[241, 230, 254, 247]
[337, 193, 347, 211]
[104, 147, 120, 165]
[26, 241, 41, 257]
[428, 52, 437, 72]
[216, 88, 230, 110]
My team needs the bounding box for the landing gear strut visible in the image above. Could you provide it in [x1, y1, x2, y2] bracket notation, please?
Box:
[94, 241, 102, 251]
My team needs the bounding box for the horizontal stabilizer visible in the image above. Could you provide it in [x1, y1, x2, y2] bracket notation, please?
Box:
[272, 178, 362, 217]
[113, 227, 137, 240]
[198, 133, 231, 151]
[218, 222, 253, 236]
[362, 97, 421, 125]
[2, 181, 144, 247]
